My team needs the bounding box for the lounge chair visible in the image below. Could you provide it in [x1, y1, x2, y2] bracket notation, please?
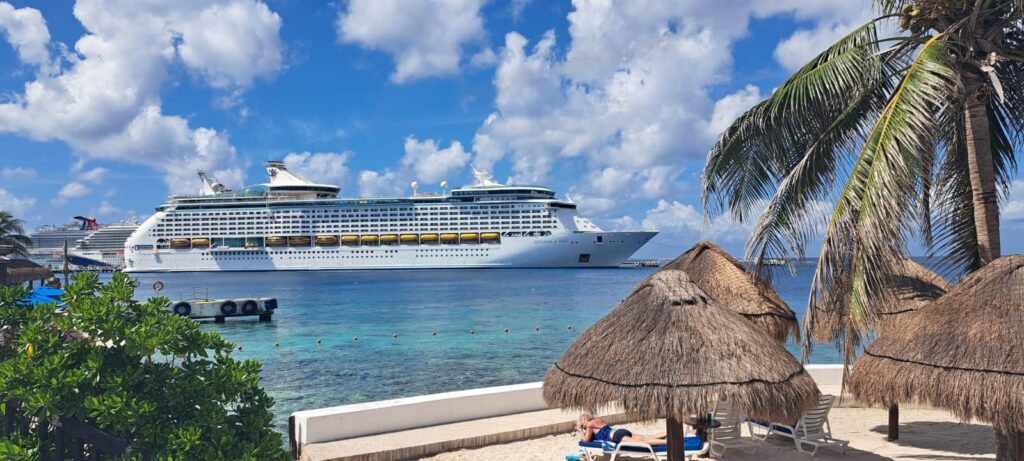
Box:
[747, 395, 849, 456]
[709, 399, 760, 457]
[578, 436, 709, 461]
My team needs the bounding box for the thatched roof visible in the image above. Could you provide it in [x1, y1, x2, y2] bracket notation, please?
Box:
[848, 255, 1024, 431]
[660, 241, 798, 343]
[0, 259, 53, 286]
[543, 270, 819, 423]
[808, 258, 949, 344]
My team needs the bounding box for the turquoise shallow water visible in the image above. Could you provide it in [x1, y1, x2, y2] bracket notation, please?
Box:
[125, 264, 844, 435]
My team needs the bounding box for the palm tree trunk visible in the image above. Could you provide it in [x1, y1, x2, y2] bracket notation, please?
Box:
[963, 93, 1000, 265]
[965, 92, 1018, 460]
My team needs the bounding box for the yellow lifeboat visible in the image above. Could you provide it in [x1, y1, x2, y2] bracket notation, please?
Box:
[481, 232, 500, 242]
[360, 235, 379, 244]
[316, 235, 339, 245]
[170, 238, 191, 248]
[341, 235, 359, 245]
[380, 234, 399, 244]
[266, 236, 287, 247]
[191, 238, 210, 247]
[460, 233, 479, 242]
[440, 233, 458, 242]
[245, 241, 261, 249]
[289, 236, 311, 246]
[420, 233, 439, 242]
[400, 234, 419, 244]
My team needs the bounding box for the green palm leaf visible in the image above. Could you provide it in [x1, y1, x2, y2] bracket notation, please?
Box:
[805, 33, 957, 356]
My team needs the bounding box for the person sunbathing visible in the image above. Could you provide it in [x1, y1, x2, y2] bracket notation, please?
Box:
[575, 414, 667, 446]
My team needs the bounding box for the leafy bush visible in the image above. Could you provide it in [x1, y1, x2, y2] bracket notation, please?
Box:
[0, 273, 289, 460]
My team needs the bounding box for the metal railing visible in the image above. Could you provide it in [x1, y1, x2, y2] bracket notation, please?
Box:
[2, 398, 141, 460]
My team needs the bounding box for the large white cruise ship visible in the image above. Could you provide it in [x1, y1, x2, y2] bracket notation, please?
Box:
[123, 162, 657, 272]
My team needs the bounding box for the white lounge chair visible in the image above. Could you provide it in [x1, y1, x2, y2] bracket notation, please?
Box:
[709, 399, 761, 458]
[578, 435, 710, 461]
[747, 395, 849, 456]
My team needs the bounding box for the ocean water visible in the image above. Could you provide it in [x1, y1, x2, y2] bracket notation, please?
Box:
[125, 263, 843, 435]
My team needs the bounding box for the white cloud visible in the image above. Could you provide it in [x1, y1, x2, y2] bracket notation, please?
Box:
[0, 167, 37, 179]
[0, 2, 51, 68]
[52, 181, 91, 205]
[0, 187, 37, 215]
[92, 200, 123, 217]
[358, 169, 401, 197]
[0, 0, 286, 194]
[76, 166, 109, 183]
[1003, 180, 1024, 222]
[283, 151, 353, 188]
[357, 136, 470, 197]
[611, 199, 753, 247]
[709, 85, 763, 136]
[175, 1, 283, 88]
[471, 0, 869, 224]
[401, 136, 470, 184]
[337, 0, 487, 83]
[759, 0, 874, 71]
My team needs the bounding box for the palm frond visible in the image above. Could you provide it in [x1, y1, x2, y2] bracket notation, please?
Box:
[804, 34, 957, 358]
[704, 21, 889, 225]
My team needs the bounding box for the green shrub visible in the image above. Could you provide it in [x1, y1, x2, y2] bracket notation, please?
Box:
[0, 273, 289, 460]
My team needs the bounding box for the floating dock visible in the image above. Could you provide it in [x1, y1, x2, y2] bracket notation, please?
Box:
[168, 297, 277, 323]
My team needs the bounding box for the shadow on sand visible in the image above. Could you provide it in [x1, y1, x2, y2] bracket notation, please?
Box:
[870, 421, 994, 460]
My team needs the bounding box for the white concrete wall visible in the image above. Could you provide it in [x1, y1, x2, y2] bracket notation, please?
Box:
[292, 382, 549, 445]
[292, 364, 844, 445]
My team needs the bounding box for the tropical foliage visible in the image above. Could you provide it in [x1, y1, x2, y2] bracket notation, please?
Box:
[703, 0, 1023, 360]
[0, 211, 31, 258]
[0, 273, 289, 460]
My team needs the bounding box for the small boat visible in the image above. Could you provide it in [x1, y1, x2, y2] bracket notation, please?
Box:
[341, 235, 359, 245]
[420, 233, 439, 242]
[400, 234, 419, 244]
[316, 235, 339, 245]
[440, 233, 458, 242]
[288, 236, 311, 246]
[379, 234, 398, 244]
[191, 238, 210, 247]
[245, 242, 262, 249]
[170, 238, 191, 248]
[266, 237, 287, 247]
[481, 232, 500, 242]
[360, 235, 379, 244]
[460, 233, 479, 242]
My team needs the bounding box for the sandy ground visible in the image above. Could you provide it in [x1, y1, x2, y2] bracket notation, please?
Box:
[425, 406, 995, 461]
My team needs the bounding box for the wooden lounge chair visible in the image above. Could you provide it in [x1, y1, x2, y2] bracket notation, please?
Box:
[747, 395, 849, 456]
[709, 399, 760, 457]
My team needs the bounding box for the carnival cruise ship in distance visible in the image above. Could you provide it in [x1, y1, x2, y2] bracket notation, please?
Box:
[123, 161, 657, 272]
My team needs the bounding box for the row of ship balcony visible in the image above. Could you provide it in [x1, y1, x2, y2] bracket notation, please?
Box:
[161, 232, 503, 249]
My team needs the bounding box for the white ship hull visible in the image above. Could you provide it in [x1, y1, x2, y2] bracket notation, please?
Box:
[124, 162, 659, 273]
[125, 232, 655, 272]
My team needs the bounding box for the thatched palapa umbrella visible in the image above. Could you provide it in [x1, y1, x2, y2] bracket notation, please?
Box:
[808, 258, 949, 344]
[660, 241, 799, 343]
[809, 258, 948, 441]
[544, 270, 819, 461]
[849, 255, 1024, 459]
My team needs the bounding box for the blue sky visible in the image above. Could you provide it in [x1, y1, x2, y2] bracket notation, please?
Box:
[1, 0, 1021, 258]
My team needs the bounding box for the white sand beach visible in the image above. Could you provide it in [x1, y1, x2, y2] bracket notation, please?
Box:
[425, 406, 994, 461]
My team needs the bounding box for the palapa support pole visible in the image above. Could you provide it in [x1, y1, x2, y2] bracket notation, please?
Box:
[1016, 429, 1023, 461]
[887, 405, 899, 441]
[666, 416, 685, 461]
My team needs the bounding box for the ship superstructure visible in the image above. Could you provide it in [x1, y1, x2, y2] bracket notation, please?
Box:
[123, 162, 657, 272]
[27, 217, 139, 268]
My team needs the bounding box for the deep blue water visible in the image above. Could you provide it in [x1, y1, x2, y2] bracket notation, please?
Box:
[125, 264, 843, 435]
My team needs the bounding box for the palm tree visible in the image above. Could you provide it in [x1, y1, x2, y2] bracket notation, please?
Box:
[0, 210, 32, 257]
[703, 1, 1022, 457]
